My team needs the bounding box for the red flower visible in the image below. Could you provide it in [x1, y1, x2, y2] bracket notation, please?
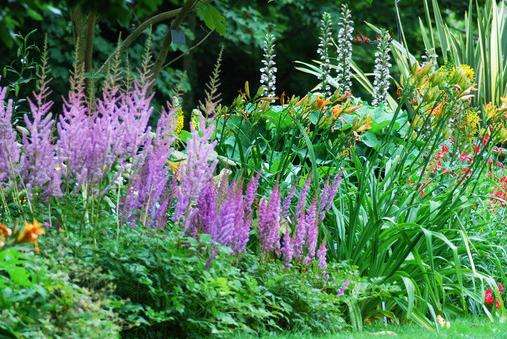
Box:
[482, 133, 490, 145]
[496, 300, 502, 309]
[459, 152, 472, 163]
[485, 289, 494, 305]
[498, 283, 505, 294]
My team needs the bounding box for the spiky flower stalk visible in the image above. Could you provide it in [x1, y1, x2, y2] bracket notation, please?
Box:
[201, 46, 223, 117]
[21, 37, 62, 197]
[336, 4, 354, 94]
[0, 84, 20, 185]
[259, 32, 277, 99]
[372, 30, 392, 106]
[318, 12, 333, 97]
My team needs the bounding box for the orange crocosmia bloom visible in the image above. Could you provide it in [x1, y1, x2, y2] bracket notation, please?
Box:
[316, 97, 331, 109]
[0, 223, 12, 238]
[17, 220, 45, 244]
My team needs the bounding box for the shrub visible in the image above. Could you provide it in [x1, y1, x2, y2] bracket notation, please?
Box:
[0, 247, 120, 338]
[39, 226, 377, 337]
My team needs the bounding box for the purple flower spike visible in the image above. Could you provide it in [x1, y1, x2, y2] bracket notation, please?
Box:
[0, 84, 20, 184]
[258, 185, 281, 252]
[319, 174, 342, 217]
[281, 229, 294, 267]
[21, 79, 62, 197]
[316, 242, 327, 269]
[304, 200, 318, 264]
[282, 185, 297, 219]
[337, 280, 351, 296]
[173, 115, 217, 225]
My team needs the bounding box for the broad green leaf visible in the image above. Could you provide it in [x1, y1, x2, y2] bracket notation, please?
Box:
[196, 3, 227, 35]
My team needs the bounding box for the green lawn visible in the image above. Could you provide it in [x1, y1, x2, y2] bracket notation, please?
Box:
[237, 318, 507, 338]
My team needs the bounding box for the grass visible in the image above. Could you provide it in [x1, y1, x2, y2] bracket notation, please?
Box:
[236, 318, 507, 338]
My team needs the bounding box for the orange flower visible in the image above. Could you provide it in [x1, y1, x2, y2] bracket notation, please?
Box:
[332, 105, 344, 118]
[430, 102, 444, 116]
[17, 220, 44, 244]
[344, 105, 361, 114]
[316, 97, 331, 109]
[0, 223, 12, 238]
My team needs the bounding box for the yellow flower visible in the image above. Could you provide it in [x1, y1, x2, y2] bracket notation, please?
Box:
[175, 109, 184, 134]
[168, 160, 181, 174]
[484, 102, 498, 120]
[461, 110, 480, 136]
[17, 220, 44, 245]
[458, 64, 475, 81]
[355, 116, 372, 133]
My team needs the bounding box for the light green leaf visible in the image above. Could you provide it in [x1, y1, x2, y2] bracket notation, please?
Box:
[196, 3, 227, 36]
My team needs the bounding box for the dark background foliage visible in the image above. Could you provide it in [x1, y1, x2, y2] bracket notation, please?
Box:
[0, 0, 473, 109]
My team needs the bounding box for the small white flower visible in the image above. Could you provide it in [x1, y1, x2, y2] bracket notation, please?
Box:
[372, 31, 391, 106]
[318, 12, 334, 97]
[259, 32, 277, 100]
[336, 4, 354, 94]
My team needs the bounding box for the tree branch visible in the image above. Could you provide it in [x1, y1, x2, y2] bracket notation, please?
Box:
[98, 8, 183, 73]
[149, 0, 199, 93]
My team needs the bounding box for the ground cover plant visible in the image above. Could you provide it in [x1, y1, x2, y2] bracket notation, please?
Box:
[0, 0, 507, 337]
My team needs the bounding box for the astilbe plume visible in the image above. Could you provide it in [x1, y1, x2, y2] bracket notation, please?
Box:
[194, 180, 218, 236]
[316, 242, 327, 270]
[122, 106, 176, 227]
[21, 68, 62, 197]
[273, 176, 340, 268]
[234, 174, 260, 252]
[319, 174, 342, 217]
[304, 200, 318, 264]
[336, 4, 354, 94]
[293, 178, 311, 258]
[190, 175, 258, 253]
[258, 185, 281, 253]
[281, 229, 294, 267]
[58, 58, 154, 193]
[173, 116, 218, 229]
[372, 30, 392, 106]
[318, 12, 334, 97]
[111, 80, 153, 168]
[0, 84, 20, 184]
[57, 61, 92, 187]
[215, 182, 243, 247]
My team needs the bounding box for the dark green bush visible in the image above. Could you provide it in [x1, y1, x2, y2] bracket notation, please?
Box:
[40, 226, 387, 337]
[0, 247, 120, 338]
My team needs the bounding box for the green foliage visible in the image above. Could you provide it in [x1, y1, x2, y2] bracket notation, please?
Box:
[38, 226, 393, 337]
[0, 247, 120, 338]
[196, 2, 227, 35]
